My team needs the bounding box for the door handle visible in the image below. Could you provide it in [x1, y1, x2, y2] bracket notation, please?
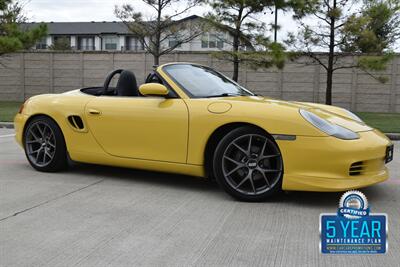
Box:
[88, 109, 101, 115]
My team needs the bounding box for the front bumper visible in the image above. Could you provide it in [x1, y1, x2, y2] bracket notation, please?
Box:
[279, 130, 392, 192]
[14, 113, 27, 148]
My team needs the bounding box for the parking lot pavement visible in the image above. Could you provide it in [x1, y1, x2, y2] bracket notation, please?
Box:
[0, 127, 399, 267]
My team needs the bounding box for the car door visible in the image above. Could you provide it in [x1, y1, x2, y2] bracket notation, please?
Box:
[85, 96, 188, 163]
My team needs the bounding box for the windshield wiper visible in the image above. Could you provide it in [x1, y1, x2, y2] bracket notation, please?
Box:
[206, 93, 242, 98]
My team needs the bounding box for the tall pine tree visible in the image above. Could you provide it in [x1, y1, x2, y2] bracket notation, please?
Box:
[287, 0, 398, 105]
[0, 0, 47, 56]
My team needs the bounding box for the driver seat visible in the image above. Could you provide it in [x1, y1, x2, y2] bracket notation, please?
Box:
[116, 70, 139, 96]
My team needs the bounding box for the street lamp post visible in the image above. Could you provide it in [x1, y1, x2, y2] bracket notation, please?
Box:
[274, 5, 278, 42]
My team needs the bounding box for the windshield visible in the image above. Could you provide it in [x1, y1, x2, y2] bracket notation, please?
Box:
[162, 64, 254, 98]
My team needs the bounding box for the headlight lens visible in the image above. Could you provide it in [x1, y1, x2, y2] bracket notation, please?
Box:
[300, 109, 359, 140]
[343, 109, 364, 123]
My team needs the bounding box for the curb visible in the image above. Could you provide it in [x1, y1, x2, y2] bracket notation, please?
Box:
[386, 133, 400, 141]
[0, 122, 14, 129]
[1, 122, 400, 140]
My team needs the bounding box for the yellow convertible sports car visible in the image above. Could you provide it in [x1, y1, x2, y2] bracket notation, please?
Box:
[14, 63, 394, 201]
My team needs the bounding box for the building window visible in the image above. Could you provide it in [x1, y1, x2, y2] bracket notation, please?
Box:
[78, 36, 95, 50]
[49, 36, 71, 50]
[201, 33, 224, 49]
[126, 37, 144, 51]
[103, 36, 118, 50]
[35, 37, 47, 49]
[53, 36, 71, 44]
[168, 37, 181, 48]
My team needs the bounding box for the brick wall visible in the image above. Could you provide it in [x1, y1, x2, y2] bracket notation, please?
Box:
[0, 51, 399, 112]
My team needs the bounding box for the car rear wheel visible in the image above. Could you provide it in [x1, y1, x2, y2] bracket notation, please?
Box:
[24, 116, 67, 172]
[213, 126, 283, 201]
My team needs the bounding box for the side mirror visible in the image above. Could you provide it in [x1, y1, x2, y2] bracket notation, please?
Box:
[139, 83, 169, 97]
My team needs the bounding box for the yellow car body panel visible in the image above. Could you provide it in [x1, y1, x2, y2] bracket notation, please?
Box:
[280, 130, 389, 191]
[85, 97, 189, 163]
[14, 62, 392, 192]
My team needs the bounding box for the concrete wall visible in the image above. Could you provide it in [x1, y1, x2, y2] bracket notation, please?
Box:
[0, 51, 399, 113]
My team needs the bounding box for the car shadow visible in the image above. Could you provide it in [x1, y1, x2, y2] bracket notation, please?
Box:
[68, 161, 221, 193]
[275, 184, 387, 209]
[67, 161, 387, 208]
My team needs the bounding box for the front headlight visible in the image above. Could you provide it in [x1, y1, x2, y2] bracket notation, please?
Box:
[299, 109, 359, 140]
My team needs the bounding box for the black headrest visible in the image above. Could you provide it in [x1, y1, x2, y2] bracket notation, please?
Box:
[116, 70, 138, 96]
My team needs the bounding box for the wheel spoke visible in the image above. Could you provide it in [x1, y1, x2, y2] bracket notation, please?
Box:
[29, 128, 40, 141]
[232, 142, 248, 156]
[27, 139, 41, 144]
[257, 169, 270, 187]
[248, 173, 256, 193]
[42, 126, 48, 138]
[224, 156, 242, 166]
[260, 154, 280, 160]
[260, 139, 267, 156]
[29, 148, 41, 155]
[247, 135, 252, 154]
[235, 173, 250, 189]
[36, 123, 45, 137]
[47, 141, 55, 148]
[35, 148, 42, 162]
[226, 165, 244, 176]
[45, 150, 53, 160]
[41, 149, 46, 164]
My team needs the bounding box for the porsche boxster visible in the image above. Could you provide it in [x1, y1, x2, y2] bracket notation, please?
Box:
[14, 63, 394, 201]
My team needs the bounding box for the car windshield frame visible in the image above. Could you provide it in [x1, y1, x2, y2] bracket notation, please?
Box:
[161, 63, 255, 98]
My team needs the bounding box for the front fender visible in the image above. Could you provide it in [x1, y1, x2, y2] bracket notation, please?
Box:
[184, 98, 325, 165]
[14, 92, 105, 160]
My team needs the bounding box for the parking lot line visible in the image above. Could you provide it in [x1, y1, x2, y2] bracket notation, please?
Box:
[0, 134, 15, 138]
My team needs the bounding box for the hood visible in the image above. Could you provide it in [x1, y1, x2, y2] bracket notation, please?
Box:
[290, 101, 372, 132]
[216, 96, 372, 133]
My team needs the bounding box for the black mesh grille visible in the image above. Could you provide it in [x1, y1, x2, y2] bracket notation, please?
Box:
[349, 161, 364, 176]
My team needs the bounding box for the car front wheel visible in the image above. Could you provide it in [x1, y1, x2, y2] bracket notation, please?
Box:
[213, 126, 283, 201]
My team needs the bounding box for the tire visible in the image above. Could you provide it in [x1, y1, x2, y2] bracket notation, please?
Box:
[23, 116, 67, 172]
[213, 126, 283, 202]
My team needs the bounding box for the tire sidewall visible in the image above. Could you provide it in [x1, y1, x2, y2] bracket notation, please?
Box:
[213, 126, 283, 202]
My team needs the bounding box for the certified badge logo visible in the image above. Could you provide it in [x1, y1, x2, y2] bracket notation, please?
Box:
[338, 191, 369, 219]
[320, 190, 388, 254]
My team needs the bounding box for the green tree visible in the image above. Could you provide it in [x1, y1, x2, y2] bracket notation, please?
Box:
[287, 0, 397, 105]
[115, 0, 203, 65]
[49, 37, 72, 51]
[206, 0, 271, 82]
[207, 0, 303, 82]
[0, 0, 47, 56]
[341, 0, 400, 53]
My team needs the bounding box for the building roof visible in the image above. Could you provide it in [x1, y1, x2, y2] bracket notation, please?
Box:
[21, 15, 202, 35]
[22, 21, 131, 35]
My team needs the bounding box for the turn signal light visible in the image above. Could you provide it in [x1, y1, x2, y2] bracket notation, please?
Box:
[18, 99, 29, 114]
[18, 103, 24, 114]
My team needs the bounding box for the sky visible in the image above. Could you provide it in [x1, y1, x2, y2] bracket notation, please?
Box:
[22, 0, 297, 43]
[22, 0, 399, 50]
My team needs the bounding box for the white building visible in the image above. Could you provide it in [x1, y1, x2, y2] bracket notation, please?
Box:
[24, 15, 253, 52]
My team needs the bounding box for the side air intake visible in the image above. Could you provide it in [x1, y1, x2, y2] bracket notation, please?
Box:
[67, 115, 85, 130]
